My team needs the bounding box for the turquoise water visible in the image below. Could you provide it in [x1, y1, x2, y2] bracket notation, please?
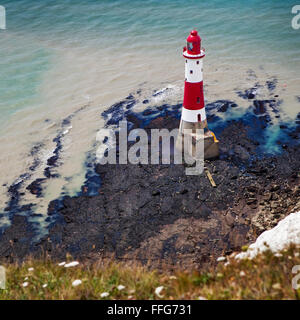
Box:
[0, 0, 299, 230]
[1, 0, 299, 125]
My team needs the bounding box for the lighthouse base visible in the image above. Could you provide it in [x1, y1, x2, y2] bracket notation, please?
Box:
[201, 132, 219, 160]
[177, 120, 219, 160]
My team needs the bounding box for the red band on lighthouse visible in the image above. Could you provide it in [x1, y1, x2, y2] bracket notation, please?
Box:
[183, 81, 204, 110]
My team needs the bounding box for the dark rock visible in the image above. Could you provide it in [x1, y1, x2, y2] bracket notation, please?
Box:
[253, 100, 266, 114]
[152, 190, 160, 196]
[237, 86, 259, 100]
[247, 185, 258, 193]
[266, 79, 277, 92]
[1, 89, 300, 272]
[199, 204, 212, 219]
[142, 108, 155, 116]
[246, 198, 257, 205]
[180, 189, 188, 195]
[26, 179, 46, 197]
[280, 124, 288, 129]
[270, 184, 280, 192]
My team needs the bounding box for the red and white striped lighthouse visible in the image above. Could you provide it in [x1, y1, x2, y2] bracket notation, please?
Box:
[179, 30, 219, 159]
[180, 30, 207, 131]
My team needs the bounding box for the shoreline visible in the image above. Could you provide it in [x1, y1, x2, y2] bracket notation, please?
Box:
[0, 77, 299, 271]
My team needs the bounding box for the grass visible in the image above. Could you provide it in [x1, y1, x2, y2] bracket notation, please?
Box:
[0, 245, 299, 300]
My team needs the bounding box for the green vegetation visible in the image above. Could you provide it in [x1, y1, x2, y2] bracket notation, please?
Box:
[0, 245, 299, 300]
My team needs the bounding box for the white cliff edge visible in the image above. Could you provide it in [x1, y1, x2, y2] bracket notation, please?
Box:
[236, 211, 300, 260]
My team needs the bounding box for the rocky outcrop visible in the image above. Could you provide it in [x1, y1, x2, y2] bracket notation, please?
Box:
[236, 210, 300, 260]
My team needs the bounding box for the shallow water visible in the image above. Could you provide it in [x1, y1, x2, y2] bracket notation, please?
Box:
[0, 0, 299, 235]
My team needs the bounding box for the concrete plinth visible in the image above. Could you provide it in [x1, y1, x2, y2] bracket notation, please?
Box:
[197, 131, 219, 160]
[177, 119, 219, 160]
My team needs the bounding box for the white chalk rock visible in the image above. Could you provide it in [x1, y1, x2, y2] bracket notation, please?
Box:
[64, 261, 79, 268]
[72, 280, 82, 287]
[117, 285, 125, 291]
[217, 256, 226, 262]
[100, 292, 109, 298]
[236, 211, 300, 260]
[155, 286, 164, 298]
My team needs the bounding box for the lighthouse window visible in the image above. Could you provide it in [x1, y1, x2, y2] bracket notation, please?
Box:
[197, 61, 199, 65]
[190, 70, 193, 74]
[197, 97, 200, 103]
[187, 42, 193, 51]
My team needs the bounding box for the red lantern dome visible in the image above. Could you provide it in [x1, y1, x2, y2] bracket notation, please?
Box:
[186, 30, 201, 55]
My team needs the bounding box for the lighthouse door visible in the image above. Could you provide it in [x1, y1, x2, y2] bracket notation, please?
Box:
[197, 114, 201, 122]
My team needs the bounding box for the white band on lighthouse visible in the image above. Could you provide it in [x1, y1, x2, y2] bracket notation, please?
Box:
[181, 107, 207, 123]
[185, 59, 203, 83]
[183, 50, 205, 59]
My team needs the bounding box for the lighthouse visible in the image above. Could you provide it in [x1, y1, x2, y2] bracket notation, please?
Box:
[178, 30, 219, 159]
